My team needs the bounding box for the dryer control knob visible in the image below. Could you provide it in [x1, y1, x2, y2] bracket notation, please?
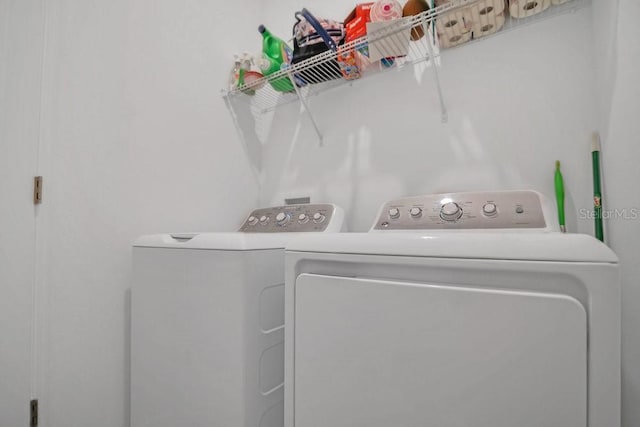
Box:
[482, 203, 498, 217]
[389, 208, 401, 219]
[312, 212, 326, 223]
[259, 215, 269, 225]
[276, 212, 290, 226]
[440, 202, 463, 222]
[298, 213, 309, 224]
[410, 207, 423, 218]
[247, 216, 258, 225]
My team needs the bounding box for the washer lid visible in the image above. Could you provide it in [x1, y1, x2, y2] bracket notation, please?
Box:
[133, 232, 318, 250]
[286, 232, 618, 263]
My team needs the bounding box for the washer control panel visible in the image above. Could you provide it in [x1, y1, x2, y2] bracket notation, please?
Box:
[373, 191, 547, 230]
[239, 204, 337, 233]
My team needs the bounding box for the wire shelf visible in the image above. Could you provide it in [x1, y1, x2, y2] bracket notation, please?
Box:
[222, 0, 589, 123]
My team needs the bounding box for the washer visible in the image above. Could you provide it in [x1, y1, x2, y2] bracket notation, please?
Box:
[131, 203, 344, 427]
[284, 191, 620, 427]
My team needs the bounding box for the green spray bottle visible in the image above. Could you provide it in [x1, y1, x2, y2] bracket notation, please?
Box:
[258, 25, 295, 92]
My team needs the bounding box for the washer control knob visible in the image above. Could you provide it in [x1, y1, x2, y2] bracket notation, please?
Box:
[440, 202, 463, 222]
[259, 215, 269, 225]
[388, 208, 401, 219]
[312, 212, 326, 223]
[276, 212, 290, 226]
[298, 213, 309, 224]
[482, 203, 497, 217]
[409, 207, 423, 218]
[247, 216, 259, 225]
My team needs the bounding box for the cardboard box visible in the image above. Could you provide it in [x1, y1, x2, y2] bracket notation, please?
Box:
[338, 3, 374, 80]
[344, 3, 374, 42]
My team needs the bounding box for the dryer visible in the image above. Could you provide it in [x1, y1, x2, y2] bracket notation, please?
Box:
[284, 191, 620, 427]
[131, 203, 344, 427]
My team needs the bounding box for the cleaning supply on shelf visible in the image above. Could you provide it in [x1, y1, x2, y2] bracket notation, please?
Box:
[508, 0, 551, 19]
[472, 12, 505, 38]
[340, 3, 374, 79]
[238, 69, 265, 95]
[235, 53, 266, 95]
[402, 0, 430, 41]
[258, 25, 295, 92]
[240, 53, 252, 72]
[228, 55, 242, 91]
[591, 132, 604, 242]
[336, 48, 363, 80]
[554, 160, 566, 233]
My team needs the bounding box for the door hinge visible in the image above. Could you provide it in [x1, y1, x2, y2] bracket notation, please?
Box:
[30, 399, 38, 427]
[33, 176, 43, 204]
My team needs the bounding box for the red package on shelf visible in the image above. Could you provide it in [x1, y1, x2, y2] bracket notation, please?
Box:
[344, 3, 374, 42]
[338, 3, 374, 80]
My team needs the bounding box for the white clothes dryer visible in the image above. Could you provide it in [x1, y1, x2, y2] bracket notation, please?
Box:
[131, 203, 344, 427]
[284, 191, 619, 427]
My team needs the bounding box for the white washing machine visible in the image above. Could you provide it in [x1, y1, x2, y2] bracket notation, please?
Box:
[284, 191, 620, 427]
[131, 203, 344, 427]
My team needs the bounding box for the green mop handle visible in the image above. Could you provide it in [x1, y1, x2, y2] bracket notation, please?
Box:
[592, 147, 604, 242]
[555, 161, 566, 233]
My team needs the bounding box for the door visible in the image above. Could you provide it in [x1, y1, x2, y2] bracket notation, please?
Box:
[0, 0, 45, 424]
[293, 273, 587, 427]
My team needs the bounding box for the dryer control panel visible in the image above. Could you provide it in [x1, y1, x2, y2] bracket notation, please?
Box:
[373, 191, 549, 230]
[239, 204, 341, 233]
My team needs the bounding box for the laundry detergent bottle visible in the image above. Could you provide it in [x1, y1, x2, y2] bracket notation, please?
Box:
[258, 25, 295, 92]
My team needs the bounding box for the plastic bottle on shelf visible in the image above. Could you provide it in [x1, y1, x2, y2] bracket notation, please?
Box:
[229, 53, 267, 96]
[229, 55, 242, 91]
[237, 53, 256, 95]
[258, 25, 295, 92]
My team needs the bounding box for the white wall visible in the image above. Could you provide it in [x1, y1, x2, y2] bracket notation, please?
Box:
[597, 1, 640, 425]
[4, 1, 633, 426]
[0, 0, 44, 425]
[591, 1, 618, 139]
[35, 0, 260, 426]
[254, 4, 598, 233]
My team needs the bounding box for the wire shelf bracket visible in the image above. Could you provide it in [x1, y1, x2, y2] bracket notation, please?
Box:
[288, 71, 324, 145]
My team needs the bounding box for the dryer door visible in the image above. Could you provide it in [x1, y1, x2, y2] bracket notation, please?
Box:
[293, 274, 587, 427]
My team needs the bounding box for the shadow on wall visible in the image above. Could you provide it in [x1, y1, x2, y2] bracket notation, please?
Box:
[228, 27, 593, 231]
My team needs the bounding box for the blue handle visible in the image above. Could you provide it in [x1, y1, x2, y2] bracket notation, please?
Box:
[296, 8, 338, 52]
